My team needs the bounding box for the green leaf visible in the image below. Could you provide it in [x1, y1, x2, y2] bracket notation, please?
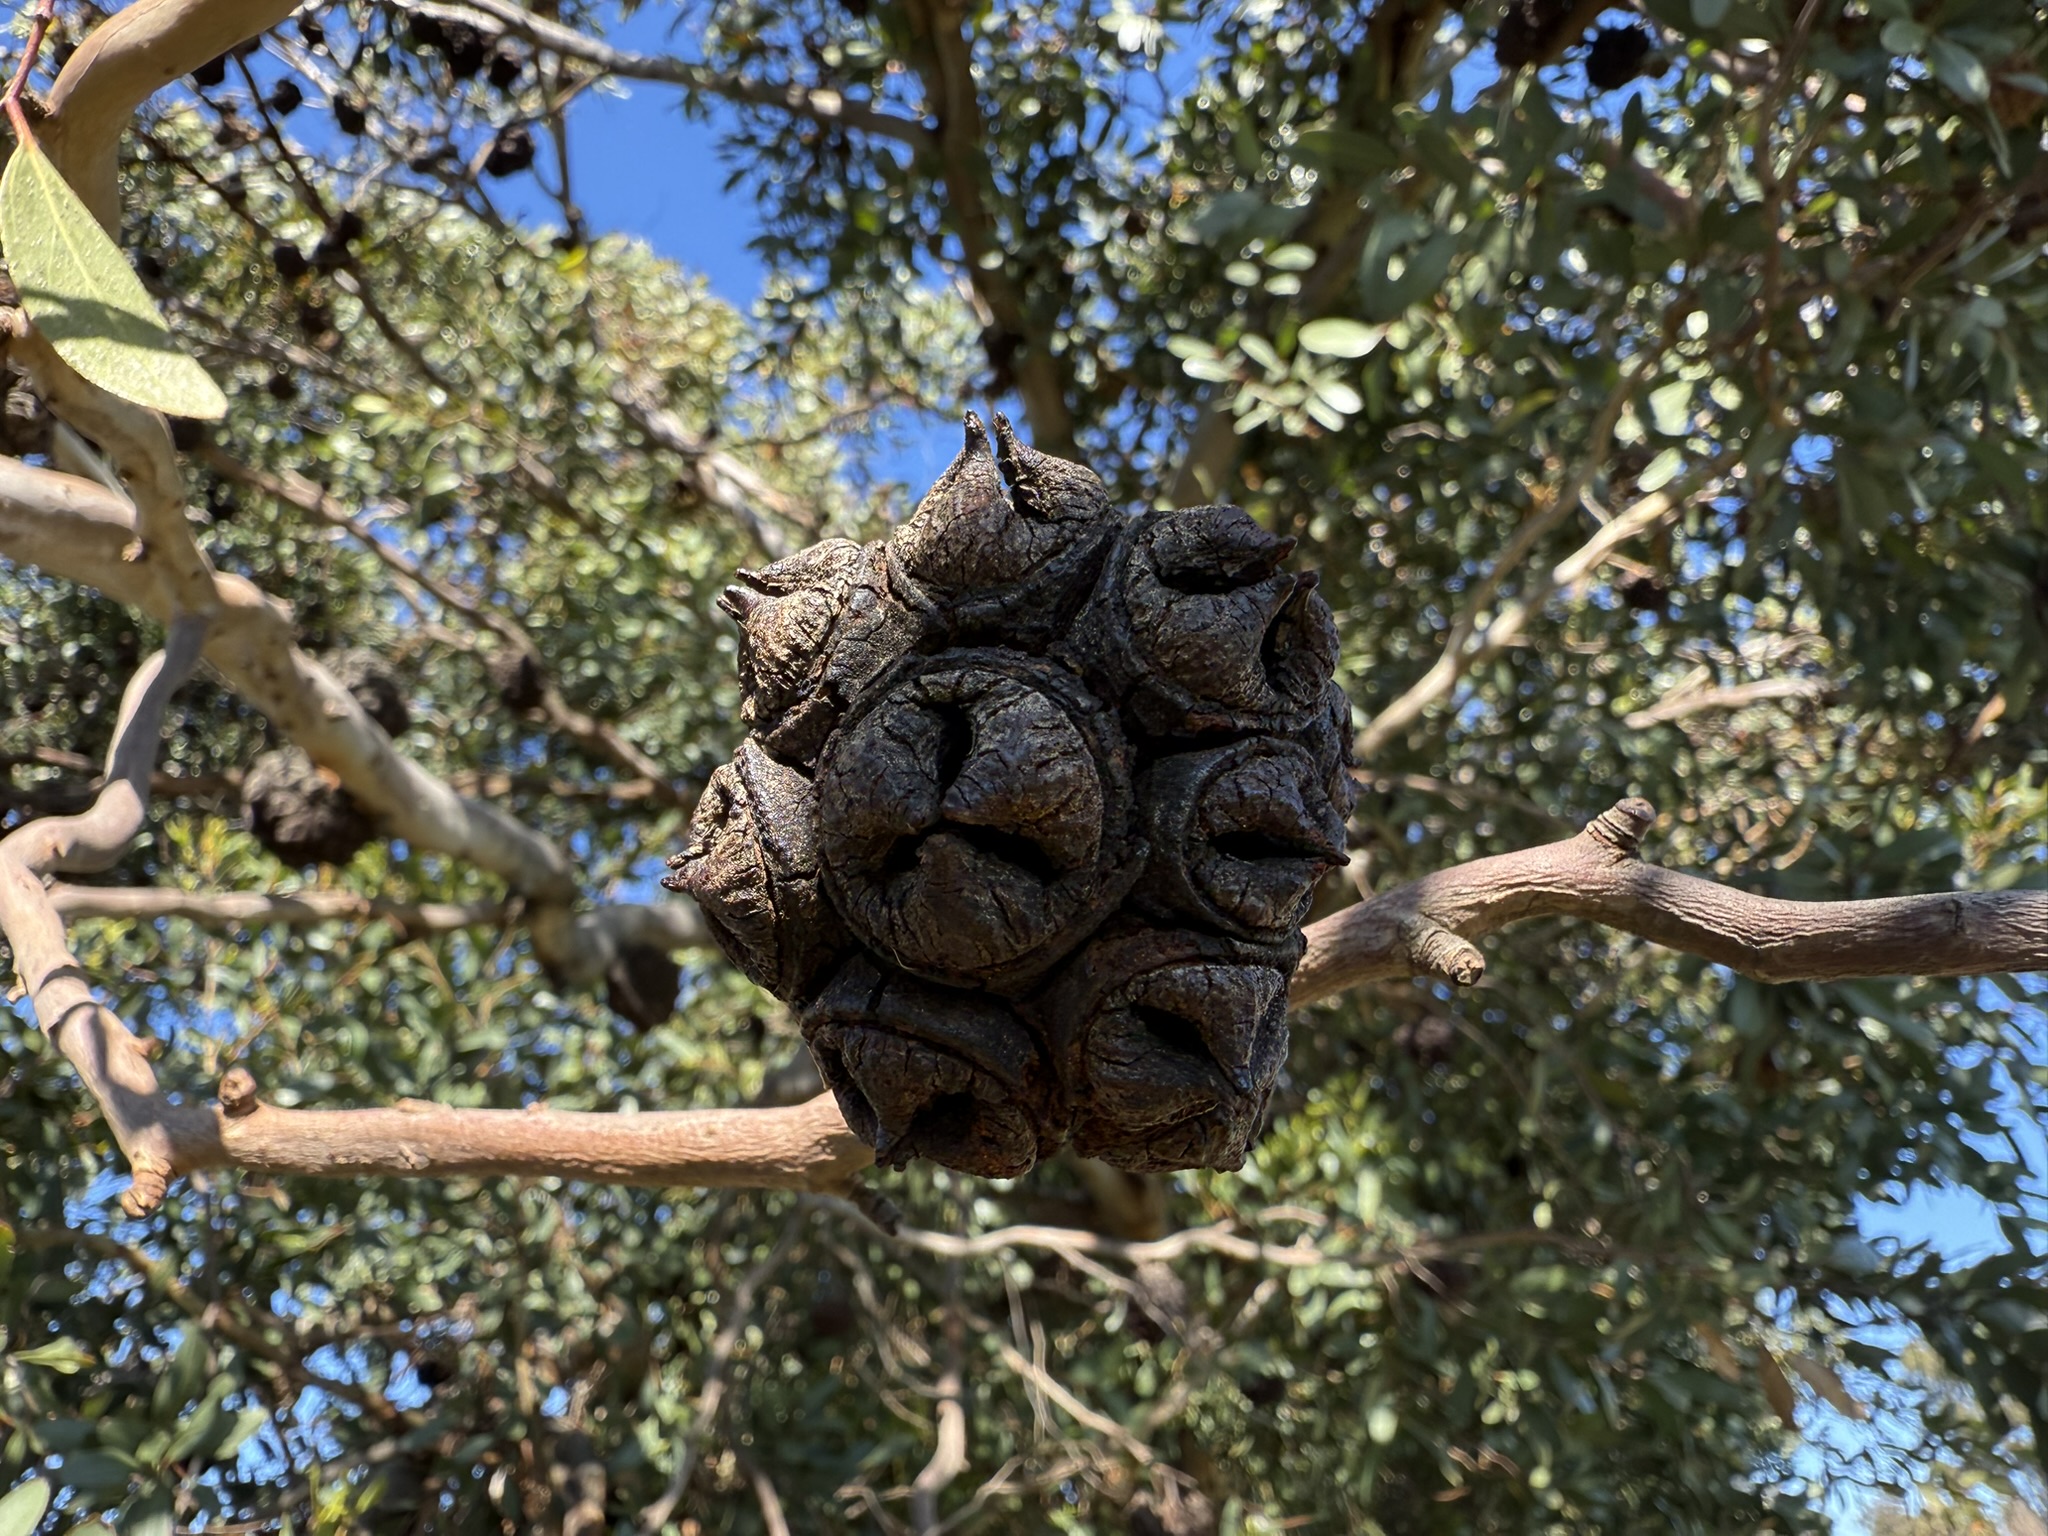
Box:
[0, 139, 228, 419]
[1926, 37, 1991, 104]
[123, 1487, 174, 1536]
[1648, 380, 1694, 437]
[1313, 379, 1363, 415]
[0, 1478, 49, 1536]
[12, 1338, 97, 1374]
[1297, 318, 1382, 358]
[1878, 17, 1926, 51]
[1638, 447, 1684, 492]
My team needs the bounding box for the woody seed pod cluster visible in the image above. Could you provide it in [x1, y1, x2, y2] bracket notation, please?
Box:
[665, 414, 1354, 1177]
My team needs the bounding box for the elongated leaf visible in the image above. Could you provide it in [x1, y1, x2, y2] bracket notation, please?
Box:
[12, 1338, 97, 1374]
[1757, 1350, 1798, 1427]
[1298, 318, 1382, 358]
[1788, 1355, 1870, 1420]
[1927, 37, 1991, 104]
[0, 140, 227, 419]
[0, 1477, 49, 1536]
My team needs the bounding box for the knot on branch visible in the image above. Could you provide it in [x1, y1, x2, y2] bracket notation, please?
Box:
[218, 1065, 260, 1117]
[1587, 797, 1656, 859]
[1399, 916, 1486, 986]
[668, 414, 1351, 1177]
[119, 1159, 172, 1219]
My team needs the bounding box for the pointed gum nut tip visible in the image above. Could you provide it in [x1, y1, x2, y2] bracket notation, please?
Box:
[871, 1122, 904, 1166]
[718, 584, 765, 622]
[1292, 570, 1320, 597]
[989, 410, 1051, 488]
[963, 409, 989, 448]
[1273, 534, 1299, 560]
[990, 410, 1024, 466]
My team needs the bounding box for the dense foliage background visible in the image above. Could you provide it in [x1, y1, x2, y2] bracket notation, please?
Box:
[1, 0, 2045, 1530]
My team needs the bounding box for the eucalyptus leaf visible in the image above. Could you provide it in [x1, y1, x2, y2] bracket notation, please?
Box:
[1926, 37, 1992, 103]
[12, 1339, 97, 1375]
[0, 140, 227, 419]
[1297, 318, 1383, 358]
[0, 1479, 48, 1536]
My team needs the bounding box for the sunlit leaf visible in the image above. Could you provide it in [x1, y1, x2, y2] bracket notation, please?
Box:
[12, 1339, 97, 1375]
[0, 139, 227, 418]
[1927, 37, 1991, 103]
[1298, 318, 1383, 358]
[0, 1478, 49, 1536]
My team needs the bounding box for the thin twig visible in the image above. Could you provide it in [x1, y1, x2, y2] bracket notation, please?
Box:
[638, 1215, 804, 1533]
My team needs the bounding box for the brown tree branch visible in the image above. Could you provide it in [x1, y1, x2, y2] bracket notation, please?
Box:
[897, 0, 1079, 455]
[48, 883, 510, 933]
[428, 0, 937, 152]
[50, 880, 708, 959]
[1622, 675, 1830, 730]
[607, 377, 805, 561]
[1292, 798, 2048, 1004]
[0, 618, 209, 1214]
[0, 453, 580, 904]
[12, 753, 2046, 1205]
[1353, 473, 1697, 763]
[197, 445, 687, 804]
[193, 1079, 870, 1193]
[39, 0, 299, 233]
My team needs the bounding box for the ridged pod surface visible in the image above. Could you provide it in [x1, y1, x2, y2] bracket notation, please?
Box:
[666, 413, 1352, 1177]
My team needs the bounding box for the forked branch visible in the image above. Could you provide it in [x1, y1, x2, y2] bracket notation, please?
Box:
[1293, 798, 2048, 1003]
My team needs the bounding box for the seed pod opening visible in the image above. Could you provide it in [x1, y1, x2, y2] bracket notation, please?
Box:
[244, 747, 375, 867]
[662, 742, 847, 1002]
[887, 413, 1119, 645]
[1066, 504, 1340, 737]
[803, 955, 1061, 1178]
[1138, 738, 1348, 942]
[817, 650, 1140, 993]
[721, 538, 923, 764]
[1036, 927, 1292, 1172]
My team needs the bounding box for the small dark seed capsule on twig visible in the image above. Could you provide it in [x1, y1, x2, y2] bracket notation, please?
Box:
[244, 748, 375, 867]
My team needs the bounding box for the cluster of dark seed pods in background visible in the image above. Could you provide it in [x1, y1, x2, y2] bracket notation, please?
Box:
[665, 415, 1355, 1178]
